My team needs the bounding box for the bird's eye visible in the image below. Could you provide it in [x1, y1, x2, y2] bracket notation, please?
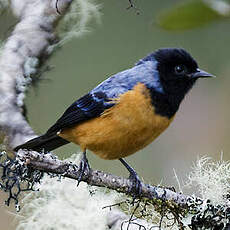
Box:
[174, 65, 187, 75]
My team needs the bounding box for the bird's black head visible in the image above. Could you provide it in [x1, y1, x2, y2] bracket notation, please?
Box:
[153, 48, 213, 96]
[148, 48, 214, 118]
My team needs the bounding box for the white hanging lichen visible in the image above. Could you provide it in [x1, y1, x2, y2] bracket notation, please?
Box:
[58, 0, 101, 45]
[13, 151, 230, 229]
[186, 156, 230, 206]
[15, 154, 120, 230]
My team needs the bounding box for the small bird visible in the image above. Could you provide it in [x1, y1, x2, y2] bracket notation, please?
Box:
[14, 48, 214, 195]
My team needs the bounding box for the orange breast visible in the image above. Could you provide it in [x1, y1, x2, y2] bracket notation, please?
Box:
[59, 83, 174, 160]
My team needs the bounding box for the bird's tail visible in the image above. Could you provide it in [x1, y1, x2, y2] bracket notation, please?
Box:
[14, 133, 70, 152]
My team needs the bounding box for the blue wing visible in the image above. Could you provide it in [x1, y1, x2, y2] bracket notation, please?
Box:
[46, 92, 113, 133]
[91, 59, 163, 98]
[47, 57, 163, 134]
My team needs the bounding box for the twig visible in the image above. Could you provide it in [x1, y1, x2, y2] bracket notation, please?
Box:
[56, 0, 61, 15]
[16, 149, 189, 207]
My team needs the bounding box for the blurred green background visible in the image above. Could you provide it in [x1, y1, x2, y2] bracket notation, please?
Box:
[1, 0, 230, 228]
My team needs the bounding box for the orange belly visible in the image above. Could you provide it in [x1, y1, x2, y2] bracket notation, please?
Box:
[59, 83, 174, 160]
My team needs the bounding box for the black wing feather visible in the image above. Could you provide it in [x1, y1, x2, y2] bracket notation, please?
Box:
[47, 92, 113, 134]
[14, 92, 113, 152]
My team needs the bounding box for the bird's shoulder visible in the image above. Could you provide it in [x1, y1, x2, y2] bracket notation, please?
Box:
[46, 92, 113, 133]
[91, 60, 162, 98]
[47, 61, 163, 133]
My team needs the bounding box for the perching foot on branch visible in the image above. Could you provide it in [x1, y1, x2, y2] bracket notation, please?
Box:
[119, 158, 142, 197]
[77, 151, 90, 186]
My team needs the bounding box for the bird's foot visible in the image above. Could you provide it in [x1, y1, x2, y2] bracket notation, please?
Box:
[128, 170, 142, 198]
[77, 151, 90, 186]
[119, 158, 142, 198]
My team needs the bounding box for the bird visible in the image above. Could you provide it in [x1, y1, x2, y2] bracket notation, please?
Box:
[14, 48, 214, 195]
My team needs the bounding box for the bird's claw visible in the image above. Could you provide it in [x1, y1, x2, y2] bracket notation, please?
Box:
[119, 158, 142, 198]
[128, 171, 142, 198]
[77, 152, 90, 186]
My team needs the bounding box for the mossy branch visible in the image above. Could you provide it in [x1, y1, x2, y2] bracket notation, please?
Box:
[17, 149, 189, 205]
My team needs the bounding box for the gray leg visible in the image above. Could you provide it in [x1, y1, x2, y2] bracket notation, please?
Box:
[77, 151, 90, 186]
[119, 158, 142, 197]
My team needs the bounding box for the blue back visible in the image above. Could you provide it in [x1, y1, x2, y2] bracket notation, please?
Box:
[91, 58, 163, 102]
[47, 55, 164, 133]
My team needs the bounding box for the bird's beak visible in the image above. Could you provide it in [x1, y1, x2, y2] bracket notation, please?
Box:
[189, 69, 215, 79]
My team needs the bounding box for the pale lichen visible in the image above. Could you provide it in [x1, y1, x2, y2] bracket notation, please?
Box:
[186, 156, 230, 205]
[16, 75, 32, 107]
[23, 57, 39, 78]
[58, 0, 101, 45]
[4, 150, 230, 229]
[15, 154, 120, 230]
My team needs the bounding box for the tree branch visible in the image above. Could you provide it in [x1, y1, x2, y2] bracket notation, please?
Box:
[17, 149, 189, 206]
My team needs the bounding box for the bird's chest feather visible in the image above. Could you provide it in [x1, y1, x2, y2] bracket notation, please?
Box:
[59, 83, 174, 159]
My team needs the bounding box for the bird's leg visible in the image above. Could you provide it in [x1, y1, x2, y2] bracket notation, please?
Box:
[119, 158, 142, 197]
[77, 151, 90, 186]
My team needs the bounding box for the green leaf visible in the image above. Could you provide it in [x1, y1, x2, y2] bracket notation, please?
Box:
[157, 0, 228, 31]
